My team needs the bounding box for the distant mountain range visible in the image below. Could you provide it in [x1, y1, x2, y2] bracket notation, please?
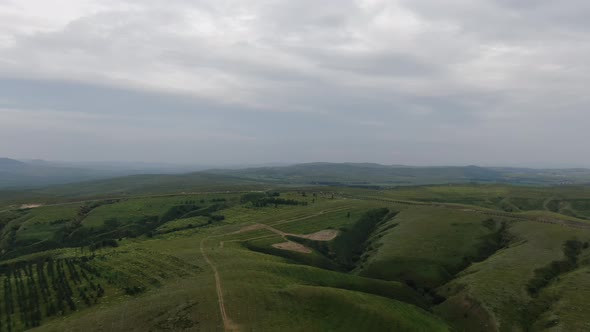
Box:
[1, 158, 590, 190]
[0, 158, 129, 188]
[207, 162, 590, 186]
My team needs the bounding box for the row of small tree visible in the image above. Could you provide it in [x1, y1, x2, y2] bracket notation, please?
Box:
[0, 257, 104, 330]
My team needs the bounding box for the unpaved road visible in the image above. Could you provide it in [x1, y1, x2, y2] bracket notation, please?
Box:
[199, 237, 240, 331]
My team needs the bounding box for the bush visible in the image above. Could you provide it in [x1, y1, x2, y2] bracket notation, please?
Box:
[209, 215, 225, 222]
[240, 193, 267, 204]
[160, 205, 201, 223]
[527, 239, 583, 296]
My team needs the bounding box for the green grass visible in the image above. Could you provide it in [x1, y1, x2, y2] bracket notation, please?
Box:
[18, 204, 80, 224]
[0, 241, 202, 331]
[13, 204, 81, 242]
[347, 184, 590, 213]
[434, 220, 590, 331]
[0, 183, 589, 331]
[518, 210, 590, 224]
[358, 206, 498, 288]
[271, 207, 363, 234]
[534, 265, 590, 331]
[198, 229, 449, 331]
[275, 285, 448, 331]
[26, 215, 450, 332]
[567, 199, 590, 218]
[81, 194, 235, 229]
[155, 216, 210, 233]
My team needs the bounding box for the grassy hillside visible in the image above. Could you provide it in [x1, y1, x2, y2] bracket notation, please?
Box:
[0, 183, 588, 331]
[357, 207, 505, 288]
[346, 184, 590, 220]
[0, 173, 270, 210]
[9, 194, 448, 331]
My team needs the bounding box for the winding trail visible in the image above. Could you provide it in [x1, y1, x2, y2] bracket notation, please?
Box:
[199, 237, 239, 331]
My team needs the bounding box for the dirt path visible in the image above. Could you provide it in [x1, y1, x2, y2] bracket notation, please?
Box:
[258, 224, 289, 238]
[199, 237, 240, 331]
[19, 203, 44, 209]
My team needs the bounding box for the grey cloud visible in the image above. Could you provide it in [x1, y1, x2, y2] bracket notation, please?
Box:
[315, 51, 442, 77]
[0, 0, 589, 166]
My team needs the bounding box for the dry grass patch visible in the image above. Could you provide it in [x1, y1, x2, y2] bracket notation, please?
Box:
[272, 241, 312, 254]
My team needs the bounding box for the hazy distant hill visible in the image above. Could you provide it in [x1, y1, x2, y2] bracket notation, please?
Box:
[0, 158, 136, 189]
[0, 158, 26, 169]
[2, 159, 590, 193]
[208, 162, 590, 186]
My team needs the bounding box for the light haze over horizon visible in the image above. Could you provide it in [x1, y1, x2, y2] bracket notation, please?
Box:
[1, 1, 588, 168]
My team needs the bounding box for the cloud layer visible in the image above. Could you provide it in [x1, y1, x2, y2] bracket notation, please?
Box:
[0, 0, 588, 166]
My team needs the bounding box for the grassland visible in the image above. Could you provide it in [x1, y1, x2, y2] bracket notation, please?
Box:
[347, 184, 590, 218]
[357, 206, 504, 288]
[0, 183, 588, 331]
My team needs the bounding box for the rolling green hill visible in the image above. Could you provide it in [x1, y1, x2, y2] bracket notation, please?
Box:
[4, 162, 590, 208]
[0, 173, 269, 209]
[0, 174, 589, 330]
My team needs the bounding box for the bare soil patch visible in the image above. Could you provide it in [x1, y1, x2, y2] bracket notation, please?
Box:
[20, 204, 43, 209]
[236, 224, 266, 233]
[299, 229, 339, 241]
[272, 241, 312, 254]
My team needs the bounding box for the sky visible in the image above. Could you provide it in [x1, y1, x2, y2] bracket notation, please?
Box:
[0, 0, 588, 167]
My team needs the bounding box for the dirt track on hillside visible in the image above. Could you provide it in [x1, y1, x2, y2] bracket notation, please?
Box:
[200, 206, 350, 330]
[199, 237, 240, 331]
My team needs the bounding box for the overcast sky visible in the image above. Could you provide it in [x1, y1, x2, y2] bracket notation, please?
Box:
[0, 0, 588, 167]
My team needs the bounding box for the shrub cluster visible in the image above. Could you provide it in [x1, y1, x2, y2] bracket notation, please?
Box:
[527, 239, 585, 296]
